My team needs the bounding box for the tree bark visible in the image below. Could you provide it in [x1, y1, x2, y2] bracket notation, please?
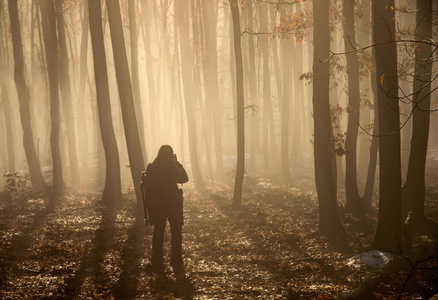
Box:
[41, 0, 65, 196]
[402, 0, 433, 223]
[281, 30, 291, 182]
[56, 0, 80, 188]
[88, 0, 123, 205]
[128, 0, 148, 163]
[243, 3, 259, 171]
[363, 47, 379, 208]
[230, 0, 245, 209]
[371, 0, 403, 253]
[343, 0, 364, 216]
[78, 2, 89, 187]
[312, 0, 345, 241]
[260, 2, 277, 177]
[0, 25, 15, 174]
[8, 0, 49, 192]
[106, 0, 145, 208]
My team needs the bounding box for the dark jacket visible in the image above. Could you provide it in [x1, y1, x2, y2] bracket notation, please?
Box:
[146, 158, 188, 219]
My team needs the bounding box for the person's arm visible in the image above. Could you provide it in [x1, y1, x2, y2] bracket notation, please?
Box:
[173, 161, 189, 184]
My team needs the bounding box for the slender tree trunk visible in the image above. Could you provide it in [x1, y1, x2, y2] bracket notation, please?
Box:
[291, 41, 303, 168]
[140, 5, 158, 152]
[402, 0, 433, 223]
[1, 86, 15, 174]
[56, 0, 80, 188]
[202, 0, 225, 180]
[175, 0, 205, 190]
[312, 0, 345, 241]
[8, 0, 49, 192]
[281, 35, 291, 182]
[0, 25, 15, 174]
[41, 0, 65, 196]
[363, 47, 379, 208]
[128, 0, 147, 163]
[230, 0, 245, 208]
[271, 7, 282, 108]
[243, 3, 259, 171]
[106, 0, 145, 209]
[260, 2, 277, 177]
[88, 0, 123, 205]
[78, 2, 89, 187]
[343, 0, 363, 216]
[371, 0, 403, 253]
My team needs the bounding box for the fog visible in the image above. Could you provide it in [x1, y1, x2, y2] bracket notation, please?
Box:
[0, 0, 437, 200]
[1, 0, 317, 192]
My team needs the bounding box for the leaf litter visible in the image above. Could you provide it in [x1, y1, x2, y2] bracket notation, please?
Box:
[0, 172, 437, 299]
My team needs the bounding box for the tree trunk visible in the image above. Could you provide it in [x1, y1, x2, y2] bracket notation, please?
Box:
[78, 2, 89, 187]
[140, 4, 158, 152]
[402, 0, 433, 223]
[260, 2, 277, 177]
[0, 27, 15, 174]
[343, 0, 364, 216]
[363, 48, 379, 208]
[175, 0, 205, 190]
[56, 0, 80, 188]
[243, 3, 259, 171]
[88, 0, 123, 206]
[201, 0, 225, 180]
[8, 0, 48, 192]
[106, 0, 145, 208]
[371, 0, 403, 253]
[312, 0, 345, 241]
[230, 0, 245, 209]
[291, 41, 303, 168]
[41, 0, 65, 196]
[128, 0, 148, 163]
[280, 32, 291, 182]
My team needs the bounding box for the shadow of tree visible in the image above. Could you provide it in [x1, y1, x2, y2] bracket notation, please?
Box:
[112, 221, 148, 299]
[149, 272, 195, 299]
[1, 197, 57, 267]
[62, 209, 116, 298]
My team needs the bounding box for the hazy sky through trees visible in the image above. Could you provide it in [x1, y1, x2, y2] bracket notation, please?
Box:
[0, 0, 437, 213]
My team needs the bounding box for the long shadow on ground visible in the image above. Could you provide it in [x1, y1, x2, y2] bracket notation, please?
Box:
[62, 210, 117, 298]
[112, 221, 148, 299]
[1, 197, 57, 270]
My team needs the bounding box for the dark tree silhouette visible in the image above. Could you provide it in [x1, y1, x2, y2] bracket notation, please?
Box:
[230, 0, 245, 209]
[371, 0, 403, 253]
[128, 0, 147, 163]
[88, 0, 123, 206]
[8, 0, 49, 192]
[106, 0, 145, 210]
[312, 0, 345, 240]
[402, 0, 434, 225]
[41, 0, 65, 197]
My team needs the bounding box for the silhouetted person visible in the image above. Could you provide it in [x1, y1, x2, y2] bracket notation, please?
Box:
[146, 145, 188, 275]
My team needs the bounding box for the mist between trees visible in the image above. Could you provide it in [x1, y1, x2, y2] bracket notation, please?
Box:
[0, 0, 438, 252]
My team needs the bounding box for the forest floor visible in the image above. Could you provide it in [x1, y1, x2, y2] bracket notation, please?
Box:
[0, 153, 438, 299]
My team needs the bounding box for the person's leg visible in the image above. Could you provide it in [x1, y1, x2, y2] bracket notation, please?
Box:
[151, 216, 166, 271]
[168, 210, 184, 274]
